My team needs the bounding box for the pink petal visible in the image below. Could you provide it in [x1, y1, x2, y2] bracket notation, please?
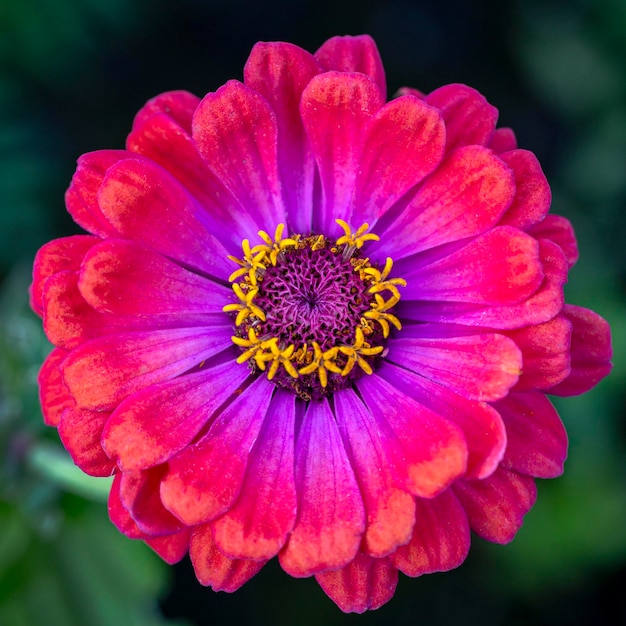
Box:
[145, 530, 191, 565]
[495, 391, 568, 478]
[244, 41, 321, 233]
[212, 390, 297, 560]
[376, 146, 515, 259]
[160, 375, 274, 526]
[497, 149, 551, 230]
[315, 34, 387, 100]
[391, 489, 470, 577]
[548, 305, 613, 396]
[65, 150, 129, 237]
[38, 347, 73, 426]
[118, 467, 186, 535]
[300, 72, 384, 232]
[386, 327, 522, 401]
[30, 235, 98, 316]
[453, 467, 537, 544]
[352, 95, 446, 224]
[78, 239, 230, 316]
[62, 326, 232, 411]
[425, 83, 498, 150]
[356, 373, 467, 498]
[97, 158, 233, 277]
[279, 398, 365, 577]
[131, 90, 200, 134]
[528, 214, 579, 268]
[192, 80, 286, 229]
[102, 361, 249, 471]
[315, 553, 398, 614]
[108, 473, 144, 539]
[400, 238, 566, 329]
[403, 226, 543, 305]
[190, 524, 266, 592]
[489, 127, 517, 153]
[334, 389, 416, 557]
[57, 407, 115, 477]
[377, 362, 506, 480]
[506, 315, 572, 391]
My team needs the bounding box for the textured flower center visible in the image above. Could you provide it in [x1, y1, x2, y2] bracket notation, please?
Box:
[223, 220, 406, 400]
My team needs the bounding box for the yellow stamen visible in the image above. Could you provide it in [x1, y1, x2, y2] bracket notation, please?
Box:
[336, 219, 380, 250]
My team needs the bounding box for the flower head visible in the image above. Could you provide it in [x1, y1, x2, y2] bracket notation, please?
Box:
[31, 35, 612, 613]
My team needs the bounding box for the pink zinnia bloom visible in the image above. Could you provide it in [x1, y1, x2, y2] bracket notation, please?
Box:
[31, 35, 612, 612]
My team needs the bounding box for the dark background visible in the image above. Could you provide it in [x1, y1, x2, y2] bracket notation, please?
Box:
[1, 1, 624, 624]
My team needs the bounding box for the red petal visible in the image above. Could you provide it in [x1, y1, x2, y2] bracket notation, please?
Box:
[352, 95, 445, 224]
[62, 326, 232, 411]
[495, 391, 568, 478]
[376, 146, 515, 259]
[131, 90, 200, 135]
[391, 489, 470, 577]
[315, 34, 386, 99]
[498, 149, 551, 230]
[160, 375, 274, 526]
[58, 407, 115, 477]
[108, 473, 144, 539]
[334, 389, 416, 557]
[38, 347, 73, 426]
[190, 524, 266, 592]
[279, 399, 365, 577]
[528, 214, 579, 267]
[425, 84, 498, 150]
[102, 361, 249, 471]
[356, 373, 467, 498]
[244, 41, 321, 233]
[192, 80, 286, 229]
[548, 305, 612, 396]
[145, 529, 190, 565]
[212, 390, 297, 560]
[315, 553, 398, 614]
[453, 467, 537, 544]
[300, 72, 384, 232]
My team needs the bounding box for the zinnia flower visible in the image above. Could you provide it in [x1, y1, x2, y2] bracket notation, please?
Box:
[31, 35, 612, 613]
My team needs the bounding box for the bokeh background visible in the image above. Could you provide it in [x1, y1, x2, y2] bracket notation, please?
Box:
[1, 0, 624, 624]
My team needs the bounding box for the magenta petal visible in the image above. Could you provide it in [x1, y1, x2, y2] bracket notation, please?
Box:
[65, 150, 128, 238]
[58, 407, 115, 477]
[31, 235, 98, 316]
[145, 530, 190, 565]
[300, 72, 384, 232]
[98, 158, 233, 277]
[386, 327, 522, 401]
[425, 83, 498, 150]
[244, 42, 321, 233]
[315, 34, 387, 100]
[102, 361, 249, 471]
[62, 327, 232, 411]
[118, 467, 186, 535]
[108, 473, 144, 539]
[391, 489, 470, 577]
[212, 390, 297, 560]
[160, 375, 274, 526]
[495, 391, 568, 478]
[334, 389, 416, 557]
[38, 347, 73, 426]
[131, 90, 200, 134]
[79, 239, 230, 316]
[356, 373, 467, 498]
[190, 524, 266, 592]
[315, 553, 398, 614]
[453, 467, 537, 544]
[377, 362, 506, 480]
[548, 305, 613, 396]
[352, 95, 445, 224]
[489, 127, 517, 153]
[528, 214, 579, 268]
[279, 398, 365, 577]
[192, 80, 286, 229]
[403, 226, 543, 305]
[497, 150, 551, 230]
[376, 146, 515, 259]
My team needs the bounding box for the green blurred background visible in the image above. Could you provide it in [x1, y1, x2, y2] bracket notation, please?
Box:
[0, 0, 624, 624]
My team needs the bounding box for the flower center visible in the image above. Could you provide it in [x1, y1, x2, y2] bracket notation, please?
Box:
[223, 220, 406, 400]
